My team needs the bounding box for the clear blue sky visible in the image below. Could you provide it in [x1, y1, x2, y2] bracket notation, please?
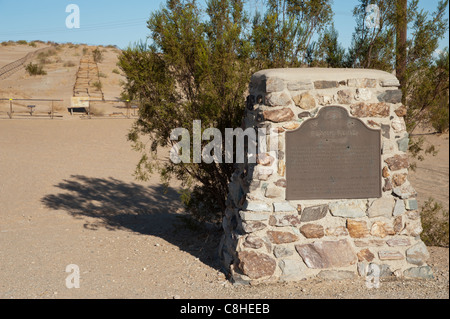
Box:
[0, 0, 448, 51]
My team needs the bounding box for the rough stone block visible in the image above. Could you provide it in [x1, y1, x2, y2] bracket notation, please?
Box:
[314, 80, 339, 89]
[378, 250, 404, 261]
[292, 92, 316, 110]
[378, 90, 402, 104]
[406, 242, 430, 266]
[367, 197, 395, 218]
[300, 204, 329, 222]
[385, 154, 409, 171]
[238, 251, 276, 279]
[265, 92, 292, 107]
[403, 266, 434, 279]
[267, 231, 299, 244]
[347, 220, 370, 238]
[329, 200, 367, 218]
[295, 239, 357, 269]
[300, 224, 325, 239]
[265, 77, 286, 93]
[350, 102, 390, 118]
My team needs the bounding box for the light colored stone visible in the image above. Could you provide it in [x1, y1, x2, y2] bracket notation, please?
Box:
[277, 160, 285, 177]
[257, 153, 275, 166]
[386, 238, 411, 247]
[393, 199, 406, 216]
[347, 78, 377, 88]
[336, 90, 353, 104]
[239, 210, 270, 220]
[263, 108, 295, 122]
[371, 221, 395, 238]
[406, 242, 430, 266]
[325, 226, 348, 237]
[279, 259, 307, 281]
[354, 239, 385, 247]
[265, 187, 282, 199]
[382, 140, 397, 155]
[273, 201, 296, 212]
[287, 80, 313, 91]
[267, 231, 298, 244]
[238, 251, 276, 279]
[265, 77, 286, 93]
[355, 88, 372, 101]
[378, 250, 404, 261]
[282, 122, 300, 130]
[393, 182, 417, 199]
[381, 78, 400, 87]
[367, 197, 395, 218]
[293, 92, 316, 110]
[392, 118, 407, 133]
[329, 200, 367, 218]
[273, 246, 294, 258]
[295, 239, 357, 269]
[403, 266, 434, 279]
[266, 92, 291, 107]
[401, 219, 423, 237]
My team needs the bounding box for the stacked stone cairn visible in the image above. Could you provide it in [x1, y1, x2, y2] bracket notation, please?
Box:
[219, 68, 433, 285]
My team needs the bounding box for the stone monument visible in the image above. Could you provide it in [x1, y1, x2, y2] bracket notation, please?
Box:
[220, 68, 432, 284]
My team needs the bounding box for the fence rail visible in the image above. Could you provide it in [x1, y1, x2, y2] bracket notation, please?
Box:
[0, 98, 64, 119]
[0, 46, 53, 80]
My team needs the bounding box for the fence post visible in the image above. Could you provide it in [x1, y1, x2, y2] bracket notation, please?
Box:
[9, 99, 13, 119]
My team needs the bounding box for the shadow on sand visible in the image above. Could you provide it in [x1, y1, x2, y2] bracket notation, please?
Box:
[41, 175, 222, 271]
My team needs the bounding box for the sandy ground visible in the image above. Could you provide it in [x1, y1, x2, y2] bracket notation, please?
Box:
[0, 119, 448, 299]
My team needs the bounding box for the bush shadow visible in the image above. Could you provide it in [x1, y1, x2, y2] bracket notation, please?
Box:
[41, 175, 222, 271]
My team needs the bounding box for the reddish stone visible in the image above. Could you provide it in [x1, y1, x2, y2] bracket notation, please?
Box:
[295, 239, 357, 269]
[300, 224, 325, 239]
[238, 251, 276, 279]
[385, 154, 409, 171]
[350, 102, 390, 118]
[267, 231, 298, 244]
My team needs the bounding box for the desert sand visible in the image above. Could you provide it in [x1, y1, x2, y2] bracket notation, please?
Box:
[0, 43, 448, 299]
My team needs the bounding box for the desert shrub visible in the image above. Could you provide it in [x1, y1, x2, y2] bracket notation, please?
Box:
[112, 68, 120, 74]
[92, 48, 104, 63]
[421, 198, 449, 247]
[28, 41, 37, 47]
[16, 40, 27, 45]
[92, 81, 102, 90]
[25, 62, 46, 76]
[98, 72, 107, 78]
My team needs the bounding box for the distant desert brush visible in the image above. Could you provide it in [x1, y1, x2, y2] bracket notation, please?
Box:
[25, 62, 47, 76]
[421, 198, 449, 247]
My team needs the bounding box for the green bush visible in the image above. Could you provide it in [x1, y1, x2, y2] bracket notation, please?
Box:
[25, 62, 47, 76]
[421, 198, 449, 247]
[92, 81, 102, 90]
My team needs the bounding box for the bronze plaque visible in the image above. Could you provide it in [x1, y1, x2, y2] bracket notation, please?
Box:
[286, 106, 381, 200]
